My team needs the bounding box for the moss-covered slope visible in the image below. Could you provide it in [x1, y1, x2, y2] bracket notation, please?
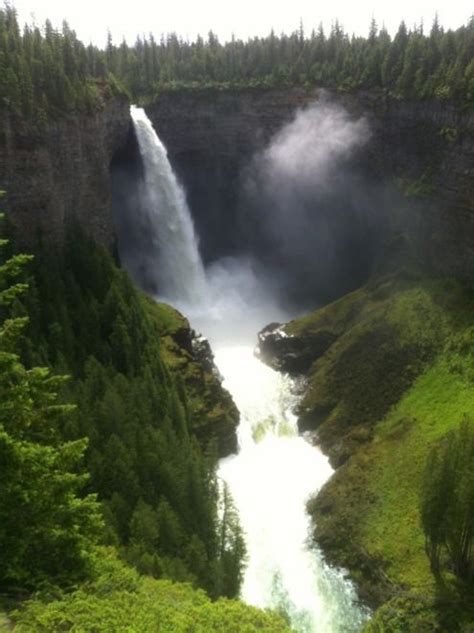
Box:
[144, 299, 238, 455]
[269, 273, 474, 630]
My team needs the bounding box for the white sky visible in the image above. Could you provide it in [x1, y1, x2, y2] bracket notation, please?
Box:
[11, 0, 473, 46]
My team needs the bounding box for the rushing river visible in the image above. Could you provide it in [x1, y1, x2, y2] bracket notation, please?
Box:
[215, 344, 368, 632]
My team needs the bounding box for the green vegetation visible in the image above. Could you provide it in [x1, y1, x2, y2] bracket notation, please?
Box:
[1, 1, 473, 125]
[105, 16, 474, 105]
[0, 212, 102, 590]
[6, 228, 242, 600]
[11, 551, 291, 632]
[421, 420, 474, 580]
[0, 215, 260, 629]
[147, 299, 238, 454]
[0, 4, 126, 122]
[286, 273, 474, 629]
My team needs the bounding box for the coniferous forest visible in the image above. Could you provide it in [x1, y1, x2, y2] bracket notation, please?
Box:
[0, 3, 473, 123]
[0, 1, 474, 631]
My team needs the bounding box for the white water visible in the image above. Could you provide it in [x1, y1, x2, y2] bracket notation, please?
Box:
[130, 106, 207, 304]
[130, 106, 369, 632]
[216, 346, 368, 632]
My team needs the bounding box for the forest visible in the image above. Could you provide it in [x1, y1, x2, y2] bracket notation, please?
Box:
[0, 3, 473, 124]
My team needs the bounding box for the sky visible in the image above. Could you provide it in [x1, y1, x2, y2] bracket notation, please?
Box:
[11, 0, 474, 46]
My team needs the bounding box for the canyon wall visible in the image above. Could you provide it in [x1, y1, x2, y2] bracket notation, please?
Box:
[1, 87, 472, 286]
[147, 89, 474, 281]
[0, 95, 131, 248]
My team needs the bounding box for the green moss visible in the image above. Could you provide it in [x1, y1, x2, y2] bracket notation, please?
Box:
[141, 297, 189, 336]
[141, 297, 238, 453]
[291, 276, 462, 463]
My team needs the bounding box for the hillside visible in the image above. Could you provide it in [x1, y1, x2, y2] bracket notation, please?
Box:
[259, 271, 474, 629]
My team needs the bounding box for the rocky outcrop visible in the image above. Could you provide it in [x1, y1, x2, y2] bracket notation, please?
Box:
[0, 95, 131, 248]
[256, 322, 336, 374]
[150, 301, 239, 456]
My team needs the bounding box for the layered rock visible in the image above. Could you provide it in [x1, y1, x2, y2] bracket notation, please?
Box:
[0, 95, 131, 248]
[145, 89, 316, 262]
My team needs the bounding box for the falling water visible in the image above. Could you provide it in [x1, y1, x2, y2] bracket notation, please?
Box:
[125, 106, 369, 631]
[130, 106, 207, 304]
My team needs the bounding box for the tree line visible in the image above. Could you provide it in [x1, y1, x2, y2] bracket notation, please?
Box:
[0, 4, 124, 122]
[1, 2, 473, 125]
[108, 15, 474, 103]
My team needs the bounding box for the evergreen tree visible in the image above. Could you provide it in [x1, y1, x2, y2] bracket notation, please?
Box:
[0, 203, 103, 589]
[420, 420, 474, 580]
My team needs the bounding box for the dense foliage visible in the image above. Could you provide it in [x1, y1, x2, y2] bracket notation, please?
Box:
[0, 210, 103, 589]
[107, 16, 474, 103]
[0, 4, 125, 121]
[0, 222, 245, 597]
[1, 2, 473, 121]
[12, 550, 291, 632]
[0, 226, 246, 600]
[421, 420, 474, 580]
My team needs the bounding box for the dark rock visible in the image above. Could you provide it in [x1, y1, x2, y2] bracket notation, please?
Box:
[257, 321, 337, 374]
[191, 331, 222, 379]
[0, 94, 130, 249]
[147, 88, 474, 288]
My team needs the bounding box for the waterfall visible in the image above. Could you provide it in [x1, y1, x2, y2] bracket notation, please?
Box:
[130, 106, 207, 305]
[124, 105, 369, 632]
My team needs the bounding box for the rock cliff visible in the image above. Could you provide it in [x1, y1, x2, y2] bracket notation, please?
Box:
[0, 95, 131, 248]
[147, 89, 473, 282]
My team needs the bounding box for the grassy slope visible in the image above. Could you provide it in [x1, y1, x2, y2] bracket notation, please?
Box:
[285, 273, 474, 630]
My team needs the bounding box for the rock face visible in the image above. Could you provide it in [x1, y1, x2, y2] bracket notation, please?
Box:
[146, 89, 315, 262]
[0, 95, 131, 248]
[256, 322, 336, 374]
[147, 89, 473, 282]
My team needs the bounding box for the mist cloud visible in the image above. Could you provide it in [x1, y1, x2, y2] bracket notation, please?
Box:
[260, 100, 369, 190]
[240, 97, 386, 306]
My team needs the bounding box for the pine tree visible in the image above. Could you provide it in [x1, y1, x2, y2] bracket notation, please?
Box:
[0, 202, 103, 589]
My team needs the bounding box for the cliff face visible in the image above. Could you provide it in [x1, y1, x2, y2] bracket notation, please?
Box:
[0, 95, 131, 248]
[147, 89, 474, 281]
[146, 89, 313, 262]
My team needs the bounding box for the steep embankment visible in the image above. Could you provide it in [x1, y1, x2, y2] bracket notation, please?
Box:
[147, 88, 473, 280]
[0, 95, 130, 247]
[145, 300, 239, 455]
[259, 273, 474, 630]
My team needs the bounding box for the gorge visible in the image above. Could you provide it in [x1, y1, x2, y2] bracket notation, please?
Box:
[125, 104, 370, 631]
[1, 73, 474, 633]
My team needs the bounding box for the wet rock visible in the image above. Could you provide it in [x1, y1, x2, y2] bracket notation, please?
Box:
[257, 322, 337, 375]
[191, 331, 222, 379]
